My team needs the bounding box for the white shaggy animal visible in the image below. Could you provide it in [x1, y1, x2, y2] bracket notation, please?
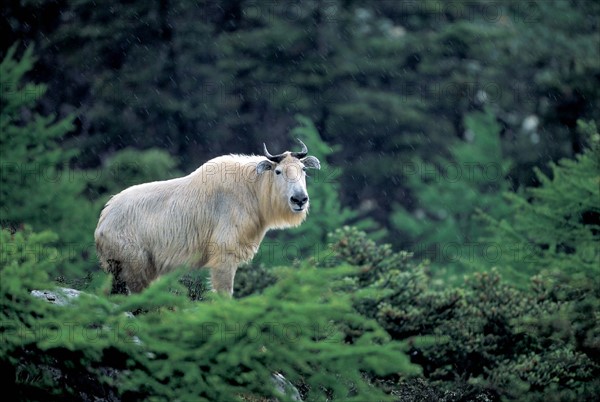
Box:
[94, 140, 320, 296]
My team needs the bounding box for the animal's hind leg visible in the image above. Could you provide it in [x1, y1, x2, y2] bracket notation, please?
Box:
[120, 249, 158, 293]
[106, 259, 130, 295]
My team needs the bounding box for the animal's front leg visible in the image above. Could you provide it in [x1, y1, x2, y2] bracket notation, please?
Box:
[210, 262, 237, 296]
[205, 242, 252, 297]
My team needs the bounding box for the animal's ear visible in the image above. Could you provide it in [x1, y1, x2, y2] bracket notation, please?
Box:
[302, 156, 321, 170]
[257, 159, 275, 174]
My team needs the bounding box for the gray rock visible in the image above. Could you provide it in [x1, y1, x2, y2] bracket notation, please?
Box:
[271, 372, 302, 401]
[31, 287, 82, 306]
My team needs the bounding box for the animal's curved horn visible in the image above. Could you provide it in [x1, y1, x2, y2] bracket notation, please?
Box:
[263, 143, 286, 163]
[291, 138, 308, 159]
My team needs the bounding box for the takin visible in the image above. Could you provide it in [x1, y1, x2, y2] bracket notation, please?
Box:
[94, 140, 320, 296]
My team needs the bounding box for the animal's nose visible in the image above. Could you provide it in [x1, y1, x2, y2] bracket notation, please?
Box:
[290, 194, 308, 206]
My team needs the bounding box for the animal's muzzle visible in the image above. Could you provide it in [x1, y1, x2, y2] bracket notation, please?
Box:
[290, 193, 309, 208]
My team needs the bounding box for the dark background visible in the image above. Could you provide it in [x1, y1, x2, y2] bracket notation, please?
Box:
[1, 0, 598, 271]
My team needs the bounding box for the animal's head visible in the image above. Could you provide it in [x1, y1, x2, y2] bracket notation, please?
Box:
[257, 139, 321, 215]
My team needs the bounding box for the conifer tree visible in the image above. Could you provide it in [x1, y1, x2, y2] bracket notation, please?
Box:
[391, 109, 511, 279]
[1, 45, 73, 229]
[0, 44, 99, 276]
[482, 120, 600, 286]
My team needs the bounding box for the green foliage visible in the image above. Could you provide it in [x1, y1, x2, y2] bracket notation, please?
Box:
[391, 109, 511, 280]
[4, 225, 597, 400]
[329, 226, 600, 400]
[0, 44, 98, 276]
[1, 227, 138, 399]
[0, 227, 57, 308]
[94, 147, 180, 195]
[120, 267, 420, 401]
[482, 120, 600, 285]
[488, 348, 600, 401]
[233, 262, 278, 299]
[1, 44, 74, 231]
[2, 227, 421, 401]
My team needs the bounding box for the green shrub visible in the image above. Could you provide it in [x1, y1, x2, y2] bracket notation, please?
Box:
[329, 226, 600, 400]
[1, 227, 136, 399]
[92, 147, 180, 196]
[233, 262, 278, 298]
[2, 227, 421, 401]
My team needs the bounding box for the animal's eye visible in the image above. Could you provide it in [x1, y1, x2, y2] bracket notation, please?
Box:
[302, 167, 307, 172]
[275, 170, 282, 175]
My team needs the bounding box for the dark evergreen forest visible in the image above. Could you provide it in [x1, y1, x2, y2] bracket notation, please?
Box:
[1, 1, 599, 400]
